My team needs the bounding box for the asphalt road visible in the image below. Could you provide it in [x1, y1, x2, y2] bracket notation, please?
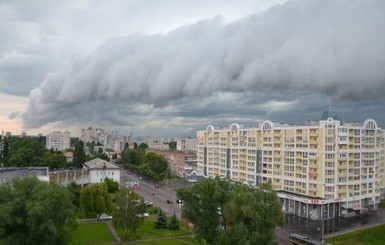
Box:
[120, 170, 183, 219]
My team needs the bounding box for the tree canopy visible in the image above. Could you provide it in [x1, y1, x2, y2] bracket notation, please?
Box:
[73, 141, 85, 168]
[118, 148, 169, 181]
[0, 177, 77, 245]
[113, 189, 146, 233]
[79, 183, 112, 218]
[177, 178, 284, 245]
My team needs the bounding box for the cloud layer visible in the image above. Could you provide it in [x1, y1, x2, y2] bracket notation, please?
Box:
[23, 0, 385, 135]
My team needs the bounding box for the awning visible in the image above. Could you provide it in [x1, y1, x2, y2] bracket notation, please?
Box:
[341, 204, 363, 210]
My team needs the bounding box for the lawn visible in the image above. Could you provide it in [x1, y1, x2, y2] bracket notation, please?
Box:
[115, 215, 193, 241]
[326, 224, 385, 245]
[70, 223, 115, 245]
[127, 236, 195, 245]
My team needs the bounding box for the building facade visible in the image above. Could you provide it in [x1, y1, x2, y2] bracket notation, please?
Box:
[177, 137, 198, 151]
[197, 118, 385, 220]
[83, 158, 120, 184]
[147, 149, 198, 177]
[46, 131, 70, 151]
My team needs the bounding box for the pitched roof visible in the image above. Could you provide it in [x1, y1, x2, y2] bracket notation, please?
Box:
[83, 158, 120, 170]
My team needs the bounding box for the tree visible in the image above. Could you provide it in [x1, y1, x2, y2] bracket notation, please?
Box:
[177, 177, 284, 245]
[104, 177, 119, 193]
[138, 143, 148, 150]
[67, 182, 82, 209]
[113, 189, 146, 233]
[73, 141, 85, 168]
[177, 177, 230, 244]
[168, 213, 179, 230]
[169, 141, 177, 151]
[79, 183, 112, 218]
[6, 138, 45, 167]
[154, 208, 168, 229]
[42, 151, 67, 169]
[0, 177, 77, 245]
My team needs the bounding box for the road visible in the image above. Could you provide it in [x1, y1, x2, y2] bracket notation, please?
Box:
[120, 170, 183, 219]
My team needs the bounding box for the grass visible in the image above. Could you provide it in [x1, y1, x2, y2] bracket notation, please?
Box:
[70, 223, 115, 245]
[326, 224, 385, 245]
[115, 216, 193, 241]
[378, 200, 385, 208]
[129, 236, 195, 244]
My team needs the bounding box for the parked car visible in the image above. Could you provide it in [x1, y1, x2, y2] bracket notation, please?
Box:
[98, 213, 113, 221]
[154, 184, 160, 188]
[144, 201, 153, 207]
[137, 213, 149, 218]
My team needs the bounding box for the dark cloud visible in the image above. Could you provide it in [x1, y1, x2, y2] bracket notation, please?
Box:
[23, 0, 385, 135]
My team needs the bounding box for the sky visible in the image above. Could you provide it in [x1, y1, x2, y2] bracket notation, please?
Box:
[1, 0, 385, 138]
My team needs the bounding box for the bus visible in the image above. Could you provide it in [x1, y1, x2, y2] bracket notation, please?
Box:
[289, 233, 324, 245]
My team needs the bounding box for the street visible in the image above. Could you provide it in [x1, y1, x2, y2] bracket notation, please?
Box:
[120, 169, 184, 219]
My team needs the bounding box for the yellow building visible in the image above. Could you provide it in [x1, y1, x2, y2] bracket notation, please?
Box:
[197, 117, 385, 220]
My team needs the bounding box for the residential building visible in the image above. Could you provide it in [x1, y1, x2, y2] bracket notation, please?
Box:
[197, 117, 385, 220]
[46, 131, 70, 151]
[177, 137, 198, 151]
[147, 149, 198, 177]
[83, 158, 120, 184]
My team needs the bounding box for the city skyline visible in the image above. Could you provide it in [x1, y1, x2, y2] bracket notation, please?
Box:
[1, 0, 385, 137]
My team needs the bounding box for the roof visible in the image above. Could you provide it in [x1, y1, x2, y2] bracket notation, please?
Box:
[83, 158, 120, 170]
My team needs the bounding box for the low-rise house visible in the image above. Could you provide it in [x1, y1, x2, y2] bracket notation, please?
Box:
[83, 158, 120, 184]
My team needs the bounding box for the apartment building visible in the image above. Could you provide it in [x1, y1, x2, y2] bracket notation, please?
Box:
[177, 137, 198, 151]
[197, 117, 385, 220]
[46, 131, 70, 151]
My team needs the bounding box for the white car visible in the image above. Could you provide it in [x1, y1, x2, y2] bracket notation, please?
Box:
[137, 213, 149, 218]
[98, 213, 113, 221]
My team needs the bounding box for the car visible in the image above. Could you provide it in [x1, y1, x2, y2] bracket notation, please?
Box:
[137, 213, 149, 218]
[144, 201, 153, 207]
[98, 213, 113, 221]
[154, 184, 160, 188]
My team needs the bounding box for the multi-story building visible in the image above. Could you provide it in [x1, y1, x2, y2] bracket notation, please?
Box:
[80, 126, 105, 144]
[46, 131, 70, 151]
[197, 117, 385, 220]
[147, 149, 198, 177]
[177, 137, 198, 151]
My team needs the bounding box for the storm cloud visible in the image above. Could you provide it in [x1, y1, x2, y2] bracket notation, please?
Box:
[23, 0, 385, 134]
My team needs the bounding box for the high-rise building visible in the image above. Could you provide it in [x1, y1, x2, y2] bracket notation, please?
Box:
[197, 117, 385, 220]
[46, 131, 70, 151]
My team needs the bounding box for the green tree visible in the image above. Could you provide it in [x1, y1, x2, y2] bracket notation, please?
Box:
[79, 183, 112, 218]
[154, 208, 168, 229]
[138, 143, 148, 150]
[177, 178, 284, 245]
[113, 189, 146, 233]
[104, 177, 119, 193]
[168, 213, 179, 230]
[0, 177, 77, 245]
[73, 141, 85, 168]
[6, 138, 45, 167]
[144, 152, 168, 180]
[169, 141, 177, 151]
[42, 151, 67, 169]
[67, 182, 82, 209]
[177, 177, 230, 244]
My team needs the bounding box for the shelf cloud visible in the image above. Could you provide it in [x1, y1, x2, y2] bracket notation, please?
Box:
[23, 0, 385, 134]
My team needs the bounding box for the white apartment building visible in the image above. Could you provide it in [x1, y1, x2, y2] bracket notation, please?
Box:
[46, 131, 70, 151]
[80, 126, 106, 144]
[197, 118, 385, 220]
[177, 137, 198, 151]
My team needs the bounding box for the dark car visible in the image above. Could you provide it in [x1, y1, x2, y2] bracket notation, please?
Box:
[154, 184, 160, 188]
